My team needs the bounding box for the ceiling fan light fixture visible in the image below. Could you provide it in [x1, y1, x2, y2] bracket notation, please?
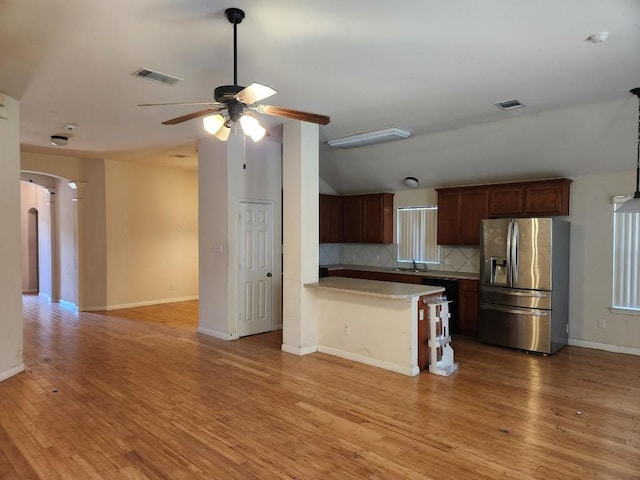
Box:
[214, 124, 231, 141]
[617, 87, 640, 214]
[203, 114, 225, 135]
[240, 115, 266, 142]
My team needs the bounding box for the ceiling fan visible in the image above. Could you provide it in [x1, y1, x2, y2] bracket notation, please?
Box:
[139, 7, 330, 142]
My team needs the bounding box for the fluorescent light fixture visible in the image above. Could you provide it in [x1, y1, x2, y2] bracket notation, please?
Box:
[328, 128, 411, 148]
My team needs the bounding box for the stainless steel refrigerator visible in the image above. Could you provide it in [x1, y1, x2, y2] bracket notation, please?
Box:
[479, 218, 570, 354]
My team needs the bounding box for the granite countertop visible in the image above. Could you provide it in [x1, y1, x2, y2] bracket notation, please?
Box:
[305, 277, 445, 300]
[321, 264, 479, 281]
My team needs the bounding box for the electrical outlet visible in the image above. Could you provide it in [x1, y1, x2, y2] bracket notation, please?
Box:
[344, 325, 350, 335]
[598, 319, 606, 328]
[444, 258, 451, 265]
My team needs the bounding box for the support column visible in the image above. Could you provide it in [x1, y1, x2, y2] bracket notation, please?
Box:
[282, 121, 320, 355]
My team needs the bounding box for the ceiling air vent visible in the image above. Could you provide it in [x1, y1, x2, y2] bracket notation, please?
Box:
[495, 99, 525, 111]
[132, 68, 183, 86]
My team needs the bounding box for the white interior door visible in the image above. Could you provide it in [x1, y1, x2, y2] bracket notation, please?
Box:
[238, 201, 274, 337]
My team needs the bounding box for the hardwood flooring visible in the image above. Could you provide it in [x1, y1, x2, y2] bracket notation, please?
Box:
[0, 296, 638, 479]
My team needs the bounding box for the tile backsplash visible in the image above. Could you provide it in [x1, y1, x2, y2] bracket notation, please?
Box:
[319, 243, 480, 274]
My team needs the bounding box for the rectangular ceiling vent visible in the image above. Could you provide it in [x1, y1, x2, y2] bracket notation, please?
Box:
[495, 99, 525, 111]
[132, 68, 183, 86]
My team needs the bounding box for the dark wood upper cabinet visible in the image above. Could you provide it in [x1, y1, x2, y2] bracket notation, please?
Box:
[488, 178, 571, 217]
[321, 193, 394, 244]
[460, 188, 489, 245]
[342, 193, 394, 244]
[341, 196, 364, 243]
[488, 184, 524, 217]
[524, 179, 571, 216]
[319, 194, 343, 243]
[436, 190, 462, 245]
[439, 178, 571, 245]
[436, 187, 487, 246]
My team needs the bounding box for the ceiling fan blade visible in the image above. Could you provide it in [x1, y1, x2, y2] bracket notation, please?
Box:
[139, 101, 221, 107]
[236, 83, 277, 105]
[255, 105, 330, 125]
[162, 107, 226, 125]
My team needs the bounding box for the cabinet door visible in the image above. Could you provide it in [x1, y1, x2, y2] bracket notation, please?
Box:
[437, 190, 461, 245]
[319, 195, 343, 243]
[342, 196, 363, 243]
[524, 180, 570, 215]
[489, 185, 523, 217]
[361, 193, 394, 244]
[459, 279, 479, 337]
[460, 188, 488, 245]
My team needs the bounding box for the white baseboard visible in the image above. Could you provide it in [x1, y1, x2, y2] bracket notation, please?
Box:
[82, 296, 199, 312]
[569, 338, 640, 356]
[317, 345, 419, 377]
[0, 363, 25, 383]
[59, 299, 78, 311]
[281, 344, 318, 356]
[197, 326, 234, 340]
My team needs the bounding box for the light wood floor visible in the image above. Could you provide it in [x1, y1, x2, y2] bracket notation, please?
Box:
[1, 296, 638, 479]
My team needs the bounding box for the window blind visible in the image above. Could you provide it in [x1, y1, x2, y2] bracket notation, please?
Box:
[397, 206, 439, 264]
[612, 196, 640, 310]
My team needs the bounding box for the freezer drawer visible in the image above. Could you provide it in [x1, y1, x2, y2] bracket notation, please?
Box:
[479, 303, 556, 354]
[480, 285, 551, 310]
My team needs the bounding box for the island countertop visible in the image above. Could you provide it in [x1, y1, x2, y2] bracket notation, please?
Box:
[305, 277, 444, 300]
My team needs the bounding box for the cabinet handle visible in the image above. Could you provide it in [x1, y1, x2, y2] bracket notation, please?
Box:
[266, 272, 272, 277]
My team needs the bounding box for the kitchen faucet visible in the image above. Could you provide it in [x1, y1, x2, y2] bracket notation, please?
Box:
[412, 259, 417, 270]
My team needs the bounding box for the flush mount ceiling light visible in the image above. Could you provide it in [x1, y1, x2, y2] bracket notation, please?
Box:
[403, 176, 419, 189]
[50, 135, 68, 146]
[616, 88, 640, 213]
[328, 128, 411, 148]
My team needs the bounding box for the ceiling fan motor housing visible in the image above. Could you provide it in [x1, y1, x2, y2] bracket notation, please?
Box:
[214, 85, 245, 103]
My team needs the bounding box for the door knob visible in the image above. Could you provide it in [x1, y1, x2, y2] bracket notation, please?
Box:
[266, 272, 272, 277]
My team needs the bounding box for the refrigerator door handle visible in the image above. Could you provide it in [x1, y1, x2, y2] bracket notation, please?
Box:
[482, 287, 549, 298]
[511, 221, 519, 285]
[506, 220, 513, 286]
[481, 303, 549, 317]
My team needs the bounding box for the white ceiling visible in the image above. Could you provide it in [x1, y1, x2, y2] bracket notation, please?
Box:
[2, 0, 639, 193]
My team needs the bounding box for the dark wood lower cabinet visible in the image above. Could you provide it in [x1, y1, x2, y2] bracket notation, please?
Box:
[459, 279, 479, 337]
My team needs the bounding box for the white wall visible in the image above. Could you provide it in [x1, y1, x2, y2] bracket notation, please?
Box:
[104, 160, 198, 309]
[198, 136, 282, 339]
[0, 94, 24, 381]
[567, 171, 640, 352]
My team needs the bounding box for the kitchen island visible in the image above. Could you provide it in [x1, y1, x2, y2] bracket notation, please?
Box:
[305, 277, 444, 376]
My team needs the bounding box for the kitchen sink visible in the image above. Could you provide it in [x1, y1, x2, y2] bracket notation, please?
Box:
[389, 267, 423, 273]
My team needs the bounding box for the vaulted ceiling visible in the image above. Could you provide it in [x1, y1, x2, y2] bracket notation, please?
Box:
[2, 0, 639, 193]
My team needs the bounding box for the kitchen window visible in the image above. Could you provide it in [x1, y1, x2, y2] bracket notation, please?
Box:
[612, 196, 640, 312]
[397, 206, 439, 265]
